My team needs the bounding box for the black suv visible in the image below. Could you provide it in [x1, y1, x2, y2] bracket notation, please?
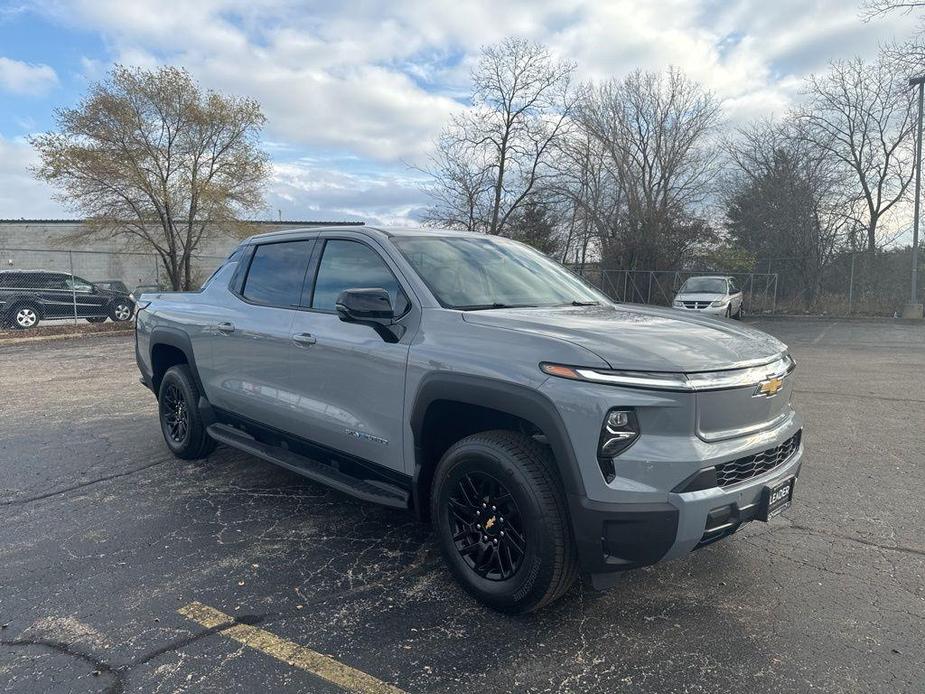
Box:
[0, 270, 135, 329]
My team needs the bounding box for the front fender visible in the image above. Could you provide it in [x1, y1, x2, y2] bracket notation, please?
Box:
[409, 372, 586, 507]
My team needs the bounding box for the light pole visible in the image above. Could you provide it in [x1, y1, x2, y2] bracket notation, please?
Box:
[905, 75, 925, 319]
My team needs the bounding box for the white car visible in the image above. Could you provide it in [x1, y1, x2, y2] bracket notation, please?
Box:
[672, 275, 743, 319]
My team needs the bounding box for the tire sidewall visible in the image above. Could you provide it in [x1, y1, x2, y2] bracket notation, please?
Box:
[432, 440, 561, 612]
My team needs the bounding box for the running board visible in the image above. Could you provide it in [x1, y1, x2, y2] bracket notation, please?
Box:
[206, 423, 409, 509]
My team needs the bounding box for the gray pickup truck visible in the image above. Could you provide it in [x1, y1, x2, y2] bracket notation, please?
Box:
[136, 226, 803, 613]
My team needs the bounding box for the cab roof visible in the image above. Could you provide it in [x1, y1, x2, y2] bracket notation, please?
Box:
[244, 225, 488, 244]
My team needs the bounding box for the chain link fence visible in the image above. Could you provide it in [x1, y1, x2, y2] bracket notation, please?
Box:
[572, 247, 923, 317]
[0, 248, 225, 330]
[572, 268, 780, 313]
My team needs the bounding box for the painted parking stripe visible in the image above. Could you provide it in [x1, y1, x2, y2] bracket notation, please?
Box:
[178, 602, 406, 694]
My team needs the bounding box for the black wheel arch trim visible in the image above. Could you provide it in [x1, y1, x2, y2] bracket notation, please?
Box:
[4, 295, 45, 318]
[409, 372, 587, 517]
[148, 326, 206, 395]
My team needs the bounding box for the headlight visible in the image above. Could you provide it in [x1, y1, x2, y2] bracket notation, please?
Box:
[710, 298, 729, 307]
[672, 300, 683, 306]
[597, 408, 640, 482]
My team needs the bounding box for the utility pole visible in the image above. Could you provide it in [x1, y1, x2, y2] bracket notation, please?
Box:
[904, 76, 925, 319]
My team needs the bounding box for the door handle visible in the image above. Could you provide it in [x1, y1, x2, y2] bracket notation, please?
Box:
[217, 321, 235, 334]
[292, 332, 317, 346]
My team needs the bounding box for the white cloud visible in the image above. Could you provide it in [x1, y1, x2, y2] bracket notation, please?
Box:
[5, 0, 920, 220]
[267, 159, 429, 226]
[0, 135, 69, 218]
[0, 56, 58, 95]
[32, 0, 917, 158]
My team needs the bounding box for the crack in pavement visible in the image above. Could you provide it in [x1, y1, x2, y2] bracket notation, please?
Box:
[0, 552, 439, 691]
[128, 614, 266, 668]
[0, 459, 172, 508]
[1, 614, 267, 693]
[1, 637, 124, 694]
[775, 520, 925, 558]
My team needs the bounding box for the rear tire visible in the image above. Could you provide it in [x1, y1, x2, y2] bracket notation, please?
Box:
[734, 304, 743, 320]
[87, 316, 107, 323]
[158, 364, 216, 460]
[10, 303, 40, 330]
[431, 430, 578, 614]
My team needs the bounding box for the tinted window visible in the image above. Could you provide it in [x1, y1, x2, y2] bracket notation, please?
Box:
[311, 240, 407, 312]
[242, 241, 313, 306]
[65, 276, 93, 292]
[45, 275, 69, 290]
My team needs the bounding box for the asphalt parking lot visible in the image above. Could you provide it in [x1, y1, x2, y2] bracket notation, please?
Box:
[1, 318, 923, 693]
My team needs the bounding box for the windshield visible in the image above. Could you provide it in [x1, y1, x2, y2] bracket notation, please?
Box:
[392, 236, 605, 310]
[680, 277, 727, 294]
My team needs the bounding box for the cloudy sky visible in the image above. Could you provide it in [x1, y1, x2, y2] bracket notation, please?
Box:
[0, 0, 916, 224]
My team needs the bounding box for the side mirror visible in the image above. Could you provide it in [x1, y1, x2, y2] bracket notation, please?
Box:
[335, 288, 395, 325]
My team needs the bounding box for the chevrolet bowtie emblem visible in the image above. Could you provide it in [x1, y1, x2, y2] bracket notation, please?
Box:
[754, 376, 784, 398]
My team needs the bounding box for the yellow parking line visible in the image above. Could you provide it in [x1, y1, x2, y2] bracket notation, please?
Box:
[178, 602, 406, 694]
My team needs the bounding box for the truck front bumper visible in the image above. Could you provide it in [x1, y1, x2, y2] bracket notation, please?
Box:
[569, 439, 804, 587]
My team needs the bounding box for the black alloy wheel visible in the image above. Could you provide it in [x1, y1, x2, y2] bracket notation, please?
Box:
[161, 382, 189, 444]
[448, 471, 526, 581]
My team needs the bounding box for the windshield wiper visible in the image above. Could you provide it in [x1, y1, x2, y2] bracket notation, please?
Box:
[455, 303, 536, 311]
[569, 300, 600, 306]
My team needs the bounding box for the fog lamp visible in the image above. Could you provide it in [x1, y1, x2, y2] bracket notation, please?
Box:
[599, 408, 639, 458]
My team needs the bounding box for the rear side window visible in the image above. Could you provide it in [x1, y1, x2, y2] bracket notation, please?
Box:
[242, 241, 313, 307]
[310, 240, 407, 313]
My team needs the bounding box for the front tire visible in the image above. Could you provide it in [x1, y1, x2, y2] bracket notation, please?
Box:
[110, 301, 133, 322]
[431, 431, 578, 614]
[158, 364, 216, 459]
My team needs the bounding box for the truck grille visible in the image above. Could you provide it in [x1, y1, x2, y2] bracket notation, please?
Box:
[682, 301, 711, 309]
[714, 430, 802, 488]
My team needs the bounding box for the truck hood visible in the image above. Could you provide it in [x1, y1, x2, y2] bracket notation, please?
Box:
[461, 303, 786, 372]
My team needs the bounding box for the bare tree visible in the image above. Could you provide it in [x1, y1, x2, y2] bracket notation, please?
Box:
[422, 37, 575, 235]
[795, 56, 916, 254]
[545, 129, 621, 263]
[419, 132, 493, 231]
[32, 65, 270, 290]
[860, 0, 925, 20]
[576, 68, 722, 268]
